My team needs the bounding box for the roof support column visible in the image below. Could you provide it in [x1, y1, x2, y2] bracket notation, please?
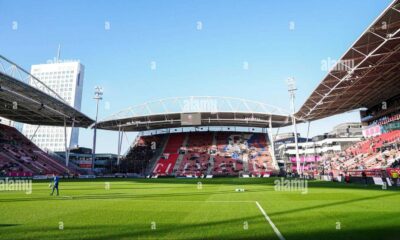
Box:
[287, 77, 301, 175]
[69, 118, 75, 168]
[292, 116, 301, 175]
[268, 116, 277, 170]
[63, 118, 70, 168]
[301, 121, 311, 173]
[30, 125, 41, 141]
[117, 125, 123, 166]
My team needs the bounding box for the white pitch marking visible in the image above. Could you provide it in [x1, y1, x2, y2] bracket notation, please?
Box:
[61, 196, 73, 199]
[255, 201, 285, 240]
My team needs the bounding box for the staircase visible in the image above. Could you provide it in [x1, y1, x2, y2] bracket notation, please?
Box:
[173, 133, 189, 174]
[266, 133, 279, 170]
[242, 153, 249, 173]
[207, 132, 217, 175]
[146, 134, 169, 175]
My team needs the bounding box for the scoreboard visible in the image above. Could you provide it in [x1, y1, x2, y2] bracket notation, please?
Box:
[181, 113, 201, 126]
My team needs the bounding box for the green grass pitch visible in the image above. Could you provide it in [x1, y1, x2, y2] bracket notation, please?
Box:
[0, 178, 399, 240]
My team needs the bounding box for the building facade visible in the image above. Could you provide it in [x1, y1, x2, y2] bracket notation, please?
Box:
[23, 61, 84, 152]
[56, 148, 118, 174]
[329, 122, 362, 138]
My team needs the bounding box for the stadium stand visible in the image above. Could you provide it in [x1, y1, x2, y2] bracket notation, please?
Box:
[247, 134, 274, 176]
[289, 156, 321, 172]
[118, 135, 163, 174]
[175, 132, 212, 177]
[319, 130, 400, 175]
[212, 132, 243, 176]
[0, 123, 75, 177]
[120, 131, 276, 177]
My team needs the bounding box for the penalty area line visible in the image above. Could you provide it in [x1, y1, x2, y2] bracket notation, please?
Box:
[255, 201, 285, 240]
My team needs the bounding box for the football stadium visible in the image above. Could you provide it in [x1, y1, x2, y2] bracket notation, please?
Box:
[1, 0, 400, 239]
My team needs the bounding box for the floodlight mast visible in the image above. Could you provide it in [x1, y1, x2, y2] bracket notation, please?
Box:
[92, 86, 103, 172]
[287, 77, 301, 175]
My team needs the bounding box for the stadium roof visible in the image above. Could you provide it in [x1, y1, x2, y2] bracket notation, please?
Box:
[96, 96, 292, 131]
[0, 55, 94, 127]
[296, 0, 400, 121]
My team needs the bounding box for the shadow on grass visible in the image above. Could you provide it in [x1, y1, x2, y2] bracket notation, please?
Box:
[282, 224, 399, 240]
[268, 192, 399, 217]
[0, 224, 20, 227]
[0, 215, 274, 240]
[0, 217, 398, 240]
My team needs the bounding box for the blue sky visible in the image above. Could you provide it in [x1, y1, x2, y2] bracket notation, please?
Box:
[0, 0, 392, 153]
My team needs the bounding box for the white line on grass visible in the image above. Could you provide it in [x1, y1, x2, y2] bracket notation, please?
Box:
[60, 196, 73, 199]
[255, 201, 285, 240]
[205, 200, 254, 203]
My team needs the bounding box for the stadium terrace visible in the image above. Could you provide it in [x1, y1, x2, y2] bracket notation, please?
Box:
[0, 1, 400, 240]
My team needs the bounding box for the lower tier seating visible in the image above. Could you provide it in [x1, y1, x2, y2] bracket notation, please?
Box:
[0, 124, 76, 176]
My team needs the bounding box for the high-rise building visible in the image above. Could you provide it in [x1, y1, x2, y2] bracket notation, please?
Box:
[23, 61, 84, 152]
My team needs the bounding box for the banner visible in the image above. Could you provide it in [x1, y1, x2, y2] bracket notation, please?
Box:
[290, 156, 320, 163]
[362, 125, 382, 138]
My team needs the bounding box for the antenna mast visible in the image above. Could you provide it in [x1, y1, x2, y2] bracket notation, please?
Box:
[56, 44, 61, 62]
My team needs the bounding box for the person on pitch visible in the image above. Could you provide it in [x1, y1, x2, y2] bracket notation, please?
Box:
[50, 174, 60, 196]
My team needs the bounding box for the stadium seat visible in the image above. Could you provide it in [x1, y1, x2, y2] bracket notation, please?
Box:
[0, 123, 76, 176]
